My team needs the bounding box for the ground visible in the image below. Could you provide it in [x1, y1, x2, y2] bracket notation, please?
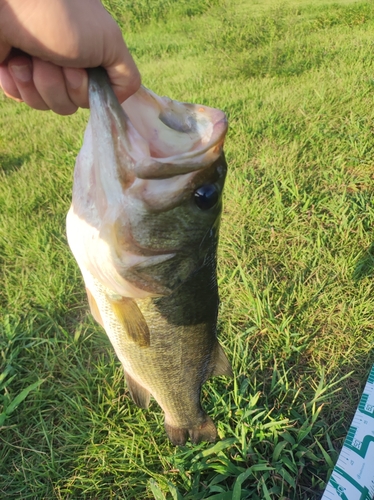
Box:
[1, 0, 374, 498]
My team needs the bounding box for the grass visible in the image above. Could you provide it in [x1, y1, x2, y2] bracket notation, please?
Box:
[1, 0, 374, 498]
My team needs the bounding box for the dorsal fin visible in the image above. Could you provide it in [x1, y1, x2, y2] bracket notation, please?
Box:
[124, 371, 150, 409]
[211, 343, 233, 378]
[86, 287, 104, 328]
[107, 296, 150, 347]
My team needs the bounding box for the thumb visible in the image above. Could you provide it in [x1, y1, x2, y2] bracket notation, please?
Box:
[98, 12, 141, 103]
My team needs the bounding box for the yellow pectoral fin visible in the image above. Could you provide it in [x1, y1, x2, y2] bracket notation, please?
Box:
[107, 296, 150, 348]
[86, 287, 104, 328]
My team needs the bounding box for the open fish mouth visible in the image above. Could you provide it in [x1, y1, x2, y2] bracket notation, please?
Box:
[88, 67, 228, 180]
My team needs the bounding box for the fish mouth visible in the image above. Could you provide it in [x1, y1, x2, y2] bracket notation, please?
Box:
[123, 87, 227, 166]
[88, 68, 228, 180]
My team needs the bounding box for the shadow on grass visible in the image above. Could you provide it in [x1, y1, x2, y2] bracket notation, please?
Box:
[0, 153, 29, 175]
[236, 33, 350, 82]
[353, 242, 374, 280]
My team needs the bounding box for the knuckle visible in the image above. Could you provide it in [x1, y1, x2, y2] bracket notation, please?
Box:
[128, 71, 141, 95]
[66, 86, 88, 110]
[52, 102, 78, 115]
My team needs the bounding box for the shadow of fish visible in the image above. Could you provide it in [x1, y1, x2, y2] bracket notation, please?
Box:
[66, 68, 232, 445]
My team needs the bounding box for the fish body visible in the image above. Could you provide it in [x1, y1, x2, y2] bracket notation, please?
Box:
[66, 68, 231, 445]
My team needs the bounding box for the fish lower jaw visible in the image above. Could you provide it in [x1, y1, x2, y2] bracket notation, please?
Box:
[164, 415, 217, 446]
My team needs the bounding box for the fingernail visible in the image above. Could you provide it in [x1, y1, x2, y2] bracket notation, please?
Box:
[64, 68, 84, 89]
[10, 64, 32, 83]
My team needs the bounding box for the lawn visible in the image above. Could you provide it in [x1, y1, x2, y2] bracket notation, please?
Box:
[1, 0, 374, 498]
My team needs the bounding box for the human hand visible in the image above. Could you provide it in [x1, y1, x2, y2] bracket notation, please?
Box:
[0, 0, 141, 115]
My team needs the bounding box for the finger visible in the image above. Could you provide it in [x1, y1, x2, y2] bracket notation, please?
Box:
[32, 58, 77, 115]
[8, 56, 49, 110]
[100, 16, 141, 103]
[0, 39, 11, 64]
[0, 65, 22, 101]
[63, 67, 89, 108]
[106, 53, 141, 104]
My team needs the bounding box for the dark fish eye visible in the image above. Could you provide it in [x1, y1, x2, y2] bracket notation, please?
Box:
[194, 184, 219, 210]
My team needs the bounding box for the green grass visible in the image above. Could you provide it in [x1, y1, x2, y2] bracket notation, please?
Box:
[1, 0, 374, 498]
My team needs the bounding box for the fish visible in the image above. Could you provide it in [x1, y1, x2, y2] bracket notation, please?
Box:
[66, 67, 232, 445]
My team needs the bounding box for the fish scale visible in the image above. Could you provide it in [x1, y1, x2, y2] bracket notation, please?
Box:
[83, 257, 224, 443]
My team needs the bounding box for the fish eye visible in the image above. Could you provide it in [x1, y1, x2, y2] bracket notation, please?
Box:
[194, 184, 219, 210]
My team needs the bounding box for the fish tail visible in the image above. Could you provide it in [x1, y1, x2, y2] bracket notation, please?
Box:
[164, 416, 217, 446]
[189, 416, 217, 444]
[164, 423, 189, 446]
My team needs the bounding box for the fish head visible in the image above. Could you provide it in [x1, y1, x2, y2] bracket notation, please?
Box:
[67, 68, 228, 298]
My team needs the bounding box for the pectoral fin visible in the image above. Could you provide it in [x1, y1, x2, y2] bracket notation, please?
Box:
[211, 343, 233, 378]
[107, 296, 150, 347]
[86, 287, 104, 328]
[124, 371, 150, 409]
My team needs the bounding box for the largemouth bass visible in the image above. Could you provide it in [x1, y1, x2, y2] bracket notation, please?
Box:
[66, 68, 231, 445]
